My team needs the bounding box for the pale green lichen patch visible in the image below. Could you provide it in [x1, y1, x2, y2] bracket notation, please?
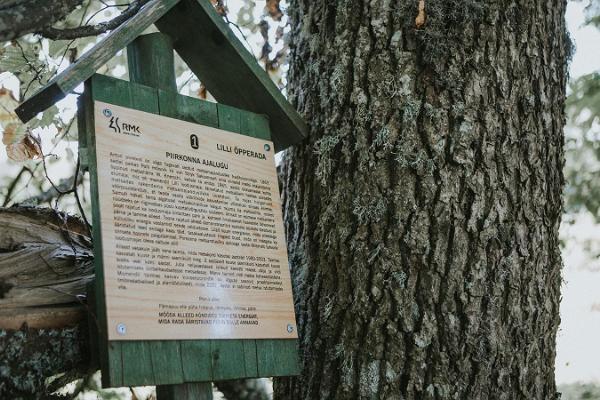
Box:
[313, 134, 342, 186]
[352, 196, 388, 224]
[0, 325, 87, 398]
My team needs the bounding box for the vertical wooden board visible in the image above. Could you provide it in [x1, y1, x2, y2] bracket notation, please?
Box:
[77, 95, 90, 170]
[211, 340, 246, 381]
[242, 340, 259, 378]
[149, 341, 185, 385]
[123, 40, 187, 389]
[105, 341, 124, 387]
[127, 33, 176, 93]
[180, 341, 212, 382]
[121, 341, 155, 386]
[86, 282, 99, 371]
[80, 82, 117, 387]
[240, 111, 270, 141]
[87, 74, 162, 387]
[256, 340, 300, 377]
[158, 90, 218, 127]
[217, 103, 241, 133]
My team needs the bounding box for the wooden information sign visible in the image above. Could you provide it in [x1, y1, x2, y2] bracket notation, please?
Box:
[80, 73, 300, 389]
[93, 100, 297, 341]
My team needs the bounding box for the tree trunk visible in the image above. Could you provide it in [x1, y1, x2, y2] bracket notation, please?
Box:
[276, 1, 568, 399]
[0, 207, 93, 399]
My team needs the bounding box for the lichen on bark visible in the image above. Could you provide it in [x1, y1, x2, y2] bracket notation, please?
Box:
[276, 0, 568, 399]
[0, 324, 89, 399]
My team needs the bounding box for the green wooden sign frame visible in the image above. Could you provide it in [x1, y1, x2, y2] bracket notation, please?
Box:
[79, 73, 300, 388]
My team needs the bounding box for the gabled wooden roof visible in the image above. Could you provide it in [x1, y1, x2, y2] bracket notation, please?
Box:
[15, 0, 307, 151]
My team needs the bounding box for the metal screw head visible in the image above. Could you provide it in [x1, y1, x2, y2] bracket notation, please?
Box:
[116, 323, 127, 335]
[103, 108, 112, 118]
[287, 323, 294, 333]
[264, 143, 271, 152]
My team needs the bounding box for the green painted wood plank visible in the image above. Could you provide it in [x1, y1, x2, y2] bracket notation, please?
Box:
[180, 341, 213, 382]
[150, 341, 185, 385]
[85, 73, 161, 388]
[128, 33, 177, 93]
[217, 103, 241, 133]
[90, 74, 158, 111]
[77, 95, 89, 170]
[155, 0, 307, 151]
[210, 340, 247, 381]
[79, 81, 118, 387]
[102, 76, 163, 388]
[239, 112, 270, 141]
[212, 104, 264, 381]
[242, 340, 259, 378]
[157, 95, 270, 383]
[156, 382, 213, 400]
[106, 341, 124, 387]
[121, 341, 155, 386]
[85, 281, 100, 371]
[15, 0, 181, 123]
[157, 89, 218, 127]
[256, 339, 300, 377]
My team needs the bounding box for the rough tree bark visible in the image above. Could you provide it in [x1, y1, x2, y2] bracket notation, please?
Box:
[0, 207, 92, 399]
[276, 1, 568, 399]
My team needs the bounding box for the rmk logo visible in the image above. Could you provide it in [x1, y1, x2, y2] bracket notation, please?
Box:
[109, 116, 121, 133]
[106, 113, 141, 136]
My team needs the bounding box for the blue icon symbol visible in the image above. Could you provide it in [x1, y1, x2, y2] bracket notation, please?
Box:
[103, 108, 112, 118]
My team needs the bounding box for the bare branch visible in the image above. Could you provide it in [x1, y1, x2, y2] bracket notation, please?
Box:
[24, 169, 82, 204]
[0, 0, 84, 41]
[39, 0, 149, 40]
[1, 166, 33, 207]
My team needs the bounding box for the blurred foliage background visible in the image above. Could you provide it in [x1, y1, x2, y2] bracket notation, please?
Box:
[562, 0, 600, 273]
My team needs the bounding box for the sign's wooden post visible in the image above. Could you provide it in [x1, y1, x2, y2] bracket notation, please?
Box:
[125, 32, 212, 400]
[127, 33, 177, 93]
